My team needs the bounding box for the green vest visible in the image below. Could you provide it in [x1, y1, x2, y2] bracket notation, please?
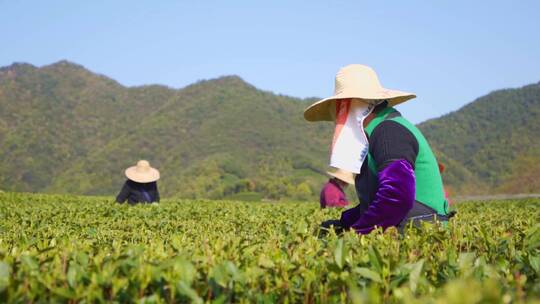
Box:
[365, 107, 448, 215]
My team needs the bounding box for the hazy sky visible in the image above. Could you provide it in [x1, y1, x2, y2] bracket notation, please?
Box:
[1, 0, 539, 123]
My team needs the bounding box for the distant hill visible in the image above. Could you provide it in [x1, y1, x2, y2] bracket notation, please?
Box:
[419, 82, 540, 194]
[0, 61, 331, 200]
[0, 60, 538, 199]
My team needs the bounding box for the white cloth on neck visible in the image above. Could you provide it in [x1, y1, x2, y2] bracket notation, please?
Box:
[329, 99, 376, 174]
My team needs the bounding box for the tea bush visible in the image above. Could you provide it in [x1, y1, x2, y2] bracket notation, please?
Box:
[0, 192, 538, 303]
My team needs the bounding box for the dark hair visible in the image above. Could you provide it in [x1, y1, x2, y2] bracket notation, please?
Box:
[373, 100, 389, 114]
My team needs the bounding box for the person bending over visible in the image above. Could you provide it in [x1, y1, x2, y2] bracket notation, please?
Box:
[305, 64, 453, 234]
[116, 160, 160, 205]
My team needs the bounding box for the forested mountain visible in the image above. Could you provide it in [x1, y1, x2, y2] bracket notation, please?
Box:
[419, 82, 540, 194]
[0, 61, 538, 199]
[0, 61, 331, 200]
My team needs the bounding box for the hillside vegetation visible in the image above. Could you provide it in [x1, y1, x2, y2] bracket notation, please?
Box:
[0, 61, 331, 200]
[0, 61, 538, 199]
[419, 82, 540, 194]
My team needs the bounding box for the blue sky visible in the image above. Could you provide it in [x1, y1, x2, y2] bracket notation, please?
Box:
[1, 0, 539, 123]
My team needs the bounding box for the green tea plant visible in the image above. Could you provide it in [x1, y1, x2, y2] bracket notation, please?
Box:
[0, 192, 539, 303]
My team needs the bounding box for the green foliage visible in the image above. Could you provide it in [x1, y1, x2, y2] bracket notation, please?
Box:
[0, 61, 331, 200]
[1, 61, 538, 199]
[419, 82, 540, 194]
[0, 192, 539, 302]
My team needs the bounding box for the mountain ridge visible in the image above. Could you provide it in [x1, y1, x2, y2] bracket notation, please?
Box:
[1, 60, 538, 199]
[419, 81, 540, 194]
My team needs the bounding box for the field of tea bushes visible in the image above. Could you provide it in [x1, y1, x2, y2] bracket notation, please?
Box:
[0, 192, 539, 303]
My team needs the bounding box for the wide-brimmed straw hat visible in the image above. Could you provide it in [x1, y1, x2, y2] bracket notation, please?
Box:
[304, 64, 416, 122]
[125, 160, 160, 183]
[327, 168, 355, 185]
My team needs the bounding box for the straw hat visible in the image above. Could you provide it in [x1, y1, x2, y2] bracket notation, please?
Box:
[304, 64, 416, 121]
[125, 160, 160, 183]
[327, 168, 355, 185]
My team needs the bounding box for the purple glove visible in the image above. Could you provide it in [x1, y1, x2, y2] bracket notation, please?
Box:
[340, 202, 364, 228]
[342, 159, 416, 234]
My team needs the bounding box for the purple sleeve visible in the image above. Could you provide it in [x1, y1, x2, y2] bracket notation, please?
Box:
[350, 159, 415, 234]
[340, 202, 363, 227]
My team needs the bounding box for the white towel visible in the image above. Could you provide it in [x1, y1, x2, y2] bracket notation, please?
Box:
[330, 99, 376, 174]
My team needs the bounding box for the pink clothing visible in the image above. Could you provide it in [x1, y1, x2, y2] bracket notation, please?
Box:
[320, 179, 350, 208]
